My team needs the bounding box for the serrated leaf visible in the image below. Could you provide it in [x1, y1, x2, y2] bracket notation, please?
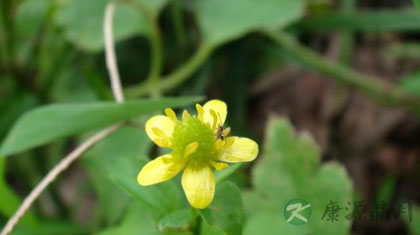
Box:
[56, 0, 168, 52]
[243, 118, 353, 235]
[0, 97, 201, 157]
[198, 181, 243, 235]
[196, 0, 304, 46]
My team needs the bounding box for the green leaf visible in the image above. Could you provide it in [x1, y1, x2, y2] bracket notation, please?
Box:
[0, 92, 37, 142]
[198, 181, 243, 235]
[243, 118, 353, 235]
[196, 0, 304, 46]
[83, 126, 152, 225]
[0, 158, 37, 227]
[243, 213, 299, 235]
[11, 220, 88, 235]
[56, 0, 168, 52]
[0, 97, 201, 157]
[399, 71, 420, 96]
[214, 163, 242, 184]
[97, 201, 192, 235]
[15, 0, 51, 62]
[158, 209, 195, 231]
[293, 10, 420, 32]
[83, 126, 180, 215]
[415, 0, 420, 12]
[96, 202, 159, 235]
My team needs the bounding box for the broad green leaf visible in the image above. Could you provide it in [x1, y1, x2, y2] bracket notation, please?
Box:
[196, 0, 304, 46]
[243, 118, 353, 235]
[84, 126, 180, 215]
[399, 71, 420, 96]
[0, 92, 37, 142]
[293, 10, 420, 32]
[56, 0, 168, 52]
[198, 181, 243, 235]
[0, 97, 201, 157]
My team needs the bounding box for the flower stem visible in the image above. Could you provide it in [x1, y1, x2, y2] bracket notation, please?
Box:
[126, 43, 214, 97]
[266, 31, 420, 113]
[147, 18, 164, 98]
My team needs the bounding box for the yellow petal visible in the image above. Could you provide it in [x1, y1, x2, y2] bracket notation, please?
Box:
[218, 137, 259, 163]
[210, 160, 229, 171]
[202, 100, 227, 126]
[145, 115, 174, 147]
[137, 154, 184, 186]
[182, 163, 215, 209]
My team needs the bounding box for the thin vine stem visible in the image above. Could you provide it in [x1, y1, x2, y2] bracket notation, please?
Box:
[267, 31, 420, 113]
[124, 0, 164, 97]
[126, 43, 214, 97]
[104, 2, 125, 102]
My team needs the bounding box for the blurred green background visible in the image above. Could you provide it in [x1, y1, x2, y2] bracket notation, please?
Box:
[2, 0, 420, 234]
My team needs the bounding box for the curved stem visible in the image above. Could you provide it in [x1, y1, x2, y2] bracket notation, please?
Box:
[267, 31, 420, 113]
[124, 0, 164, 97]
[171, 0, 187, 47]
[126, 43, 214, 97]
[104, 2, 125, 102]
[147, 18, 163, 98]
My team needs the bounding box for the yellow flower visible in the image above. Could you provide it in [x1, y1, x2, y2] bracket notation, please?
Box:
[137, 100, 259, 209]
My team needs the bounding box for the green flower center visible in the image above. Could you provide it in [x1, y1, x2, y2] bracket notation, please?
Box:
[171, 116, 217, 163]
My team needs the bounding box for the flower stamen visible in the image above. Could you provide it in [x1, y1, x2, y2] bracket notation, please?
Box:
[165, 108, 177, 122]
[196, 104, 204, 121]
[182, 110, 190, 119]
[184, 142, 199, 158]
[209, 109, 219, 130]
[209, 160, 229, 171]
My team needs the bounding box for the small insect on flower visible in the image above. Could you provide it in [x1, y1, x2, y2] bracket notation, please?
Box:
[137, 99, 259, 209]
